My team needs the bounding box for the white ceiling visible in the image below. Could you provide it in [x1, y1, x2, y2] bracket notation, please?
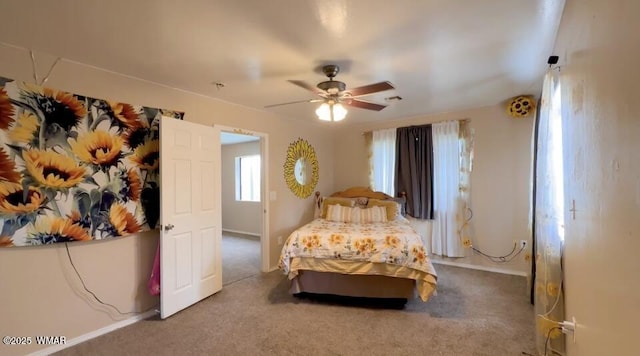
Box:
[0, 0, 565, 125]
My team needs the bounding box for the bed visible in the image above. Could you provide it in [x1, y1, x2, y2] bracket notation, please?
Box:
[278, 187, 437, 304]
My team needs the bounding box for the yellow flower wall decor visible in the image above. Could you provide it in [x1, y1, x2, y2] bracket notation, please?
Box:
[507, 95, 536, 118]
[283, 138, 319, 198]
[0, 76, 184, 247]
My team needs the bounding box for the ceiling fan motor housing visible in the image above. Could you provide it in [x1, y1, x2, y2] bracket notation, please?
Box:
[317, 80, 346, 94]
[317, 64, 346, 94]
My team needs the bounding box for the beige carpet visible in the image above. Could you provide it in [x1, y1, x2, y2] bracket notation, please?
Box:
[57, 264, 535, 356]
[221, 232, 261, 286]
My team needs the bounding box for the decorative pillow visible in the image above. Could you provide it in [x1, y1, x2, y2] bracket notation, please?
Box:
[390, 196, 407, 216]
[326, 204, 352, 223]
[321, 197, 355, 218]
[353, 197, 369, 208]
[325, 205, 387, 224]
[349, 207, 361, 224]
[358, 206, 388, 224]
[367, 199, 399, 221]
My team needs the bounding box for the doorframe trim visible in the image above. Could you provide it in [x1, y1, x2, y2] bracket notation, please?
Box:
[215, 125, 270, 272]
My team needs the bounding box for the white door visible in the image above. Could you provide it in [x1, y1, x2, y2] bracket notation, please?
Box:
[160, 117, 221, 319]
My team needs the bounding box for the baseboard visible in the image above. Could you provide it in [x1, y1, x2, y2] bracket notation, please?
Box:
[268, 265, 279, 272]
[29, 309, 157, 356]
[431, 259, 528, 277]
[222, 229, 261, 237]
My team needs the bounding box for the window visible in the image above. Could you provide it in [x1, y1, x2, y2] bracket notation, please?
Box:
[235, 155, 261, 202]
[369, 121, 473, 257]
[371, 128, 396, 196]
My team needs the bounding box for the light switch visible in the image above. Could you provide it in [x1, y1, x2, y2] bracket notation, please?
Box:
[270, 191, 277, 201]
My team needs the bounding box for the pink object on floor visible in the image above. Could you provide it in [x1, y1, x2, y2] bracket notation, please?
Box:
[148, 242, 160, 296]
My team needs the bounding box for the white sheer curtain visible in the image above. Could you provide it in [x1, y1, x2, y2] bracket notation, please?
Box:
[431, 120, 464, 257]
[371, 128, 396, 196]
[534, 71, 566, 355]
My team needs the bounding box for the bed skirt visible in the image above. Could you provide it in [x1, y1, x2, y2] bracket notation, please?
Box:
[289, 270, 416, 299]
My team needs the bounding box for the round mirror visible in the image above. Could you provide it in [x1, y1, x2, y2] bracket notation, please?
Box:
[284, 138, 318, 198]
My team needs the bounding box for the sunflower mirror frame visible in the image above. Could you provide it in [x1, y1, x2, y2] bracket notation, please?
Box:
[284, 138, 319, 199]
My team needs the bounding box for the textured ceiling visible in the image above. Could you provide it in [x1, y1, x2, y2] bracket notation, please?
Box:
[0, 0, 565, 125]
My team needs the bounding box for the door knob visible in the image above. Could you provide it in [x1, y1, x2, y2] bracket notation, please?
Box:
[164, 224, 175, 231]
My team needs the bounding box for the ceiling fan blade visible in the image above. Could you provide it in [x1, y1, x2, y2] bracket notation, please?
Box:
[345, 81, 395, 97]
[264, 98, 322, 108]
[288, 80, 325, 95]
[343, 99, 387, 111]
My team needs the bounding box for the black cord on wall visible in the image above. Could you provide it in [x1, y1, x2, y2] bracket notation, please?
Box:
[64, 242, 156, 317]
[544, 326, 562, 356]
[471, 242, 526, 263]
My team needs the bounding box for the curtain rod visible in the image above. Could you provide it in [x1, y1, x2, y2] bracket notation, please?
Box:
[361, 118, 470, 135]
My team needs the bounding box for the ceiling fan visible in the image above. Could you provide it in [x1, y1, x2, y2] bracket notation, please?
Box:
[265, 64, 395, 119]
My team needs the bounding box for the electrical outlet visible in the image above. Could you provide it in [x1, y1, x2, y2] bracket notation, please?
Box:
[519, 240, 527, 248]
[560, 317, 577, 343]
[277, 236, 283, 245]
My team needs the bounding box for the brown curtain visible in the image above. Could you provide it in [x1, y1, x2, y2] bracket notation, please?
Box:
[394, 125, 434, 219]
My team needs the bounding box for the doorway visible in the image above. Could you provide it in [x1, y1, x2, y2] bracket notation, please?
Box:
[219, 128, 269, 285]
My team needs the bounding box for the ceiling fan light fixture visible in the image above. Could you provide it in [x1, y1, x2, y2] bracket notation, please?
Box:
[332, 103, 347, 121]
[315, 102, 347, 122]
[315, 103, 331, 121]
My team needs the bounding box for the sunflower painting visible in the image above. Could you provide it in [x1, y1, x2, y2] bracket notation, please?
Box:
[0, 76, 184, 247]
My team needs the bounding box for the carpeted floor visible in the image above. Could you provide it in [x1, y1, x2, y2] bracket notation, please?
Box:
[221, 232, 261, 286]
[57, 264, 535, 356]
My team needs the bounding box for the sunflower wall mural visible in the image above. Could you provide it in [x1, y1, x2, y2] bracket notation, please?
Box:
[0, 76, 183, 247]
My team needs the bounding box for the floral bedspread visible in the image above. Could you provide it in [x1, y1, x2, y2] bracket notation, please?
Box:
[278, 219, 437, 279]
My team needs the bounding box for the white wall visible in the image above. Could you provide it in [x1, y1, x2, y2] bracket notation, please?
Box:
[552, 0, 640, 355]
[0, 44, 335, 355]
[221, 141, 262, 235]
[333, 104, 534, 275]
